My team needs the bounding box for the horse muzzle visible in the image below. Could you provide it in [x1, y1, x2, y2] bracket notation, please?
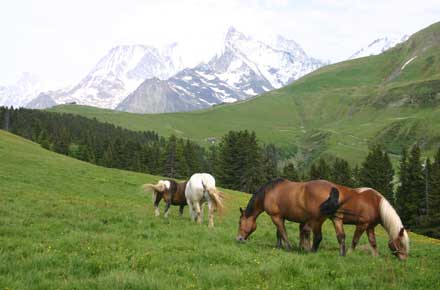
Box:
[236, 235, 247, 242]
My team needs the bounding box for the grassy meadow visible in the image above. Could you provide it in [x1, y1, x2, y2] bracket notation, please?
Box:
[1, 130, 440, 289]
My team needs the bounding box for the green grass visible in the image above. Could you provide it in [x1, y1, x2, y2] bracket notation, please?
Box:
[1, 130, 440, 289]
[50, 22, 440, 165]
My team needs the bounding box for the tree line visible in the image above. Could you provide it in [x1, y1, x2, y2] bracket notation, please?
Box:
[1, 107, 439, 238]
[0, 108, 280, 190]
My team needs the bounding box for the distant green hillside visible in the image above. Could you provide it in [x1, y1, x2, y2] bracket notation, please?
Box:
[2, 130, 440, 289]
[51, 22, 440, 165]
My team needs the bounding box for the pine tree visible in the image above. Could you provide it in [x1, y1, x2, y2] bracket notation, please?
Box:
[52, 127, 71, 155]
[352, 164, 361, 187]
[360, 145, 394, 202]
[331, 157, 354, 186]
[427, 148, 440, 237]
[396, 145, 425, 228]
[262, 144, 279, 180]
[396, 148, 410, 223]
[37, 129, 50, 150]
[282, 162, 299, 181]
[309, 157, 331, 180]
[163, 135, 178, 178]
[175, 138, 189, 178]
[217, 130, 264, 193]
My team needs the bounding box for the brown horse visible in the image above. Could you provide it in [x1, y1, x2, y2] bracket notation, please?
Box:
[328, 185, 410, 260]
[143, 179, 187, 217]
[236, 178, 340, 252]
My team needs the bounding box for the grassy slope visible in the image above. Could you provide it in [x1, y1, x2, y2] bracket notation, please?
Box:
[50, 22, 440, 164]
[1, 130, 440, 289]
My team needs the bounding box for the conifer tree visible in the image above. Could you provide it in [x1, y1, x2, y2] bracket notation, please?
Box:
[427, 148, 440, 237]
[262, 144, 279, 180]
[309, 157, 331, 180]
[396, 145, 425, 227]
[360, 145, 394, 202]
[396, 148, 410, 222]
[282, 162, 299, 181]
[163, 135, 178, 178]
[37, 129, 50, 150]
[331, 157, 354, 186]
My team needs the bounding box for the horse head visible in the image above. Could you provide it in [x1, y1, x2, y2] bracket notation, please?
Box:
[388, 227, 409, 260]
[236, 207, 257, 242]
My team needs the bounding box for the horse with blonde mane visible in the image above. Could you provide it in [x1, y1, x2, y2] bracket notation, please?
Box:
[143, 179, 187, 217]
[185, 173, 224, 228]
[323, 185, 410, 260]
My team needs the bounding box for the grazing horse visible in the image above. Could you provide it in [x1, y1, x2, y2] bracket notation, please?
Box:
[325, 186, 410, 260]
[143, 179, 187, 217]
[236, 178, 340, 252]
[185, 173, 224, 228]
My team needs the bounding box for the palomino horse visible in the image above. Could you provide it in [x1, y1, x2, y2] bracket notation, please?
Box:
[185, 173, 224, 228]
[325, 185, 410, 260]
[237, 178, 340, 252]
[143, 179, 187, 217]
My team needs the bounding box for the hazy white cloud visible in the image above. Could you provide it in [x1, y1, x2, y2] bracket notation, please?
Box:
[0, 0, 439, 87]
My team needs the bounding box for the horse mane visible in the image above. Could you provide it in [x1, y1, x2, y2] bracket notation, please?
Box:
[166, 179, 178, 194]
[378, 195, 410, 252]
[245, 178, 286, 217]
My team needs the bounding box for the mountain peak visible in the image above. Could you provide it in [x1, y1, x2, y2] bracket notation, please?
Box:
[225, 26, 248, 43]
[349, 35, 409, 59]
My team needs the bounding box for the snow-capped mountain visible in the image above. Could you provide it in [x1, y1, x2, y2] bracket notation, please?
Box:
[349, 35, 409, 59]
[52, 43, 190, 109]
[0, 73, 48, 108]
[117, 27, 325, 113]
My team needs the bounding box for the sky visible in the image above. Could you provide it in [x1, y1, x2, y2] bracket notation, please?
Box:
[1, 0, 439, 88]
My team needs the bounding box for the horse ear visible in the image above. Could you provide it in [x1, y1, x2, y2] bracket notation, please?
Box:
[399, 227, 405, 237]
[239, 207, 243, 214]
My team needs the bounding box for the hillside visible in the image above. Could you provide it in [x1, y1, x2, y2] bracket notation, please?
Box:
[51, 22, 440, 165]
[1, 131, 440, 289]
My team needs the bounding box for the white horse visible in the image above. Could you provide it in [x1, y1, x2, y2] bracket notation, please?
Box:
[185, 173, 224, 227]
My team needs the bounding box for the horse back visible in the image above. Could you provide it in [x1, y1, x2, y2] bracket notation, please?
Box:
[171, 181, 188, 205]
[338, 187, 382, 225]
[265, 180, 332, 223]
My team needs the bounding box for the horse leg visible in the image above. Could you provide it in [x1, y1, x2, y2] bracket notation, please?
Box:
[187, 199, 195, 222]
[332, 218, 346, 256]
[164, 200, 171, 218]
[179, 205, 185, 216]
[271, 216, 292, 251]
[351, 224, 367, 251]
[367, 226, 379, 256]
[311, 222, 324, 253]
[276, 230, 283, 248]
[194, 202, 202, 224]
[154, 194, 162, 217]
[208, 200, 215, 228]
[299, 223, 312, 251]
[200, 202, 204, 223]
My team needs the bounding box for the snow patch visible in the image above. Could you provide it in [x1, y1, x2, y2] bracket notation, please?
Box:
[401, 56, 417, 70]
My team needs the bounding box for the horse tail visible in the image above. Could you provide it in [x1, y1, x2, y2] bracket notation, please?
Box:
[202, 181, 224, 214]
[319, 187, 341, 216]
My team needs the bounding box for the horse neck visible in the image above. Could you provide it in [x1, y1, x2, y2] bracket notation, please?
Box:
[246, 194, 265, 219]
